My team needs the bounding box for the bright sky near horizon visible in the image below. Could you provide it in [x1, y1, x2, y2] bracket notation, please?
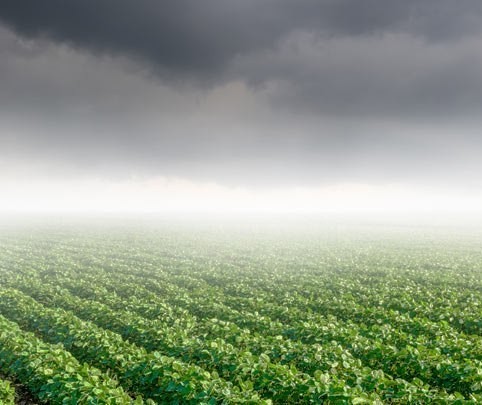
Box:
[1, 176, 481, 214]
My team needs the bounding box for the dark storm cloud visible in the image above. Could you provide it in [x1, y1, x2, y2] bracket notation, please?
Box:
[234, 32, 482, 118]
[1, 0, 482, 81]
[2, 1, 482, 189]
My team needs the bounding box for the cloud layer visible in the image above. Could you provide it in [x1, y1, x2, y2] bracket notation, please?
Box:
[2, 1, 482, 79]
[1, 1, 482, 190]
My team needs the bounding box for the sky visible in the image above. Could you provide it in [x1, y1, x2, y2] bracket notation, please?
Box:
[1, 1, 482, 212]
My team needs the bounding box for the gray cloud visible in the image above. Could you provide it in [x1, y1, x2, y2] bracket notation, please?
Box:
[1, 1, 482, 80]
[1, 2, 482, 190]
[234, 32, 482, 118]
[2, 0, 482, 118]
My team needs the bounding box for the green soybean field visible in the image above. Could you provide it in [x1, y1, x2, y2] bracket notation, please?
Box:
[0, 218, 481, 404]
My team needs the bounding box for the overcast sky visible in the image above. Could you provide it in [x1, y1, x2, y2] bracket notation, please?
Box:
[1, 1, 482, 211]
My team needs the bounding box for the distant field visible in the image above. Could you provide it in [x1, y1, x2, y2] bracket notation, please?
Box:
[0, 219, 481, 403]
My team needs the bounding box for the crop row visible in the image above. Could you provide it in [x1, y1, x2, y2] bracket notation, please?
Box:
[3, 235, 480, 339]
[44, 240, 480, 339]
[0, 287, 270, 404]
[2, 270, 470, 402]
[34, 259, 481, 398]
[4, 278, 377, 403]
[0, 378, 15, 404]
[0, 314, 134, 404]
[1, 228, 481, 402]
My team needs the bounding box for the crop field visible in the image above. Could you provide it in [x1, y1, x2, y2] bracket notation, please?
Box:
[0, 219, 481, 404]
